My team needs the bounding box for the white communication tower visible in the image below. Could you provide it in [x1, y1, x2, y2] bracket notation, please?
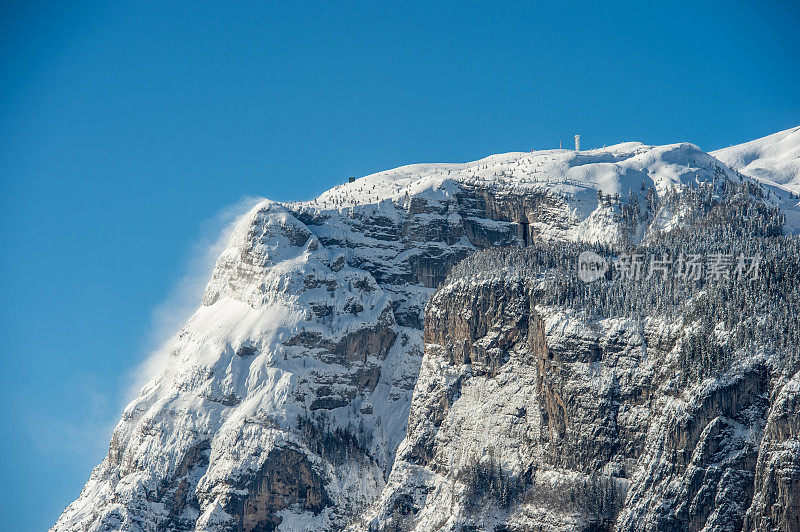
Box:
[575, 134, 581, 152]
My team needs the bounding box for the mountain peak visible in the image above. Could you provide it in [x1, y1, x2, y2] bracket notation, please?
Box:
[53, 127, 800, 532]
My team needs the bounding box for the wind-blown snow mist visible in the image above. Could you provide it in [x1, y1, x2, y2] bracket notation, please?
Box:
[126, 196, 263, 399]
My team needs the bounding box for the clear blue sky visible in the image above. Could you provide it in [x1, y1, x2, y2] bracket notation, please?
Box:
[0, 0, 797, 529]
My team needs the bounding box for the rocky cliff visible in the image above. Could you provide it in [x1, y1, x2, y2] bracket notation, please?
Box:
[357, 207, 800, 531]
[53, 133, 800, 531]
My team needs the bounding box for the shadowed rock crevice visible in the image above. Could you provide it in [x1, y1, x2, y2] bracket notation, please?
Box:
[226, 446, 331, 532]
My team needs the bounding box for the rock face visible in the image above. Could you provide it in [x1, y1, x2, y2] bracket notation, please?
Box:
[357, 247, 798, 531]
[745, 371, 800, 531]
[53, 137, 800, 531]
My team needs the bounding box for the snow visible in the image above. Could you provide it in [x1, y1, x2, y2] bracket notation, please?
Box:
[297, 142, 721, 211]
[54, 127, 800, 531]
[712, 125, 800, 193]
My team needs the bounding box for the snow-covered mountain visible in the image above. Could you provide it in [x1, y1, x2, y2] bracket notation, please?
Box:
[712, 125, 800, 193]
[54, 133, 800, 531]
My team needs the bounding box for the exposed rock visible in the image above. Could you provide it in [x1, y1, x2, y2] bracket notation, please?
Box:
[744, 371, 800, 531]
[357, 243, 799, 531]
[53, 139, 800, 531]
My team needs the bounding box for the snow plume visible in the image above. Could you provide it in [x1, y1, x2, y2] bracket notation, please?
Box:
[125, 196, 263, 399]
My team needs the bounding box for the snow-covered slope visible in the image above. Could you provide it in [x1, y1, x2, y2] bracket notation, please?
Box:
[712, 125, 800, 193]
[53, 133, 800, 531]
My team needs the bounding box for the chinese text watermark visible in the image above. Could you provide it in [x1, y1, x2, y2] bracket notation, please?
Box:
[578, 252, 761, 283]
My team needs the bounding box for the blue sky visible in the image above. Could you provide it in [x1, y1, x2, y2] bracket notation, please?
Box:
[0, 0, 798, 529]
